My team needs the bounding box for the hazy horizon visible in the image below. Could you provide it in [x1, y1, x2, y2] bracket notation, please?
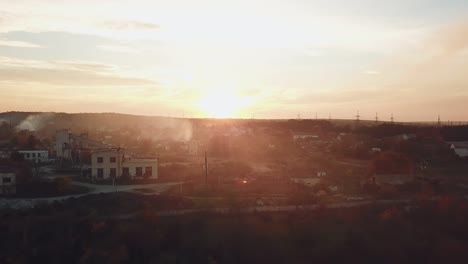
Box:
[2, 110, 467, 124]
[1, 0, 468, 121]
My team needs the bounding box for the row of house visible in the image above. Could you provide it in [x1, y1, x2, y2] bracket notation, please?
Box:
[18, 150, 50, 163]
[0, 149, 51, 163]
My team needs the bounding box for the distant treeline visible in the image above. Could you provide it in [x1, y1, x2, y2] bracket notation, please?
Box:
[357, 123, 468, 141]
[1, 111, 468, 141]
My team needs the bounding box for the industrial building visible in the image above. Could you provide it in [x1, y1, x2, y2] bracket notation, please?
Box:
[55, 129, 114, 165]
[91, 149, 158, 180]
[55, 129, 159, 180]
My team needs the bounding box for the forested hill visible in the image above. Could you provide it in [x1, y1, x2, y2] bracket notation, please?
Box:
[0, 112, 179, 134]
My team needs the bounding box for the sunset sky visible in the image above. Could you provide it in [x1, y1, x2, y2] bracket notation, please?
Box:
[1, 0, 468, 121]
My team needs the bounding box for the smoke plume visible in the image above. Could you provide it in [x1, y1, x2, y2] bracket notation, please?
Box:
[15, 113, 55, 131]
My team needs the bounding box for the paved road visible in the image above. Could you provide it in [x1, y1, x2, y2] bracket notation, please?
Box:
[72, 181, 180, 195]
[155, 199, 413, 216]
[0, 181, 180, 209]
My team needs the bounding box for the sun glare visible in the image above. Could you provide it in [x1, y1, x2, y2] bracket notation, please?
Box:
[197, 89, 252, 118]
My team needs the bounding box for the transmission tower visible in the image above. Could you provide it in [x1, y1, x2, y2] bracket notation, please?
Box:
[355, 111, 360, 122]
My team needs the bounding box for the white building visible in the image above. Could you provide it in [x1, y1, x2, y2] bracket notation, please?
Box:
[91, 149, 158, 180]
[371, 147, 382, 153]
[449, 142, 468, 158]
[317, 171, 327, 177]
[18, 150, 49, 163]
[290, 177, 321, 187]
[292, 133, 320, 141]
[0, 168, 16, 195]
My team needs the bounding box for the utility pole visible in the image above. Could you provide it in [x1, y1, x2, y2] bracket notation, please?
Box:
[437, 115, 441, 127]
[391, 113, 394, 123]
[375, 112, 379, 123]
[204, 151, 208, 191]
[217, 167, 221, 193]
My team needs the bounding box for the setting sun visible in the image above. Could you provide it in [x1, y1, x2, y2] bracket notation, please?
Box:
[197, 89, 252, 118]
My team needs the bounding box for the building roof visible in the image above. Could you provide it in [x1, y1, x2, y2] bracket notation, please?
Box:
[92, 148, 124, 154]
[18, 149, 49, 152]
[449, 142, 468, 149]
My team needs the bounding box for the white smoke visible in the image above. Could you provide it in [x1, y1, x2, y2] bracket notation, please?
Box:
[162, 118, 193, 142]
[15, 113, 55, 131]
[140, 118, 193, 142]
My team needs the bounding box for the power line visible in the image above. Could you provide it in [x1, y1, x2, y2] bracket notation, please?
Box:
[355, 110, 360, 122]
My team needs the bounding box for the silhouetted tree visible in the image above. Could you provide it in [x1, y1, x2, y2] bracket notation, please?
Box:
[370, 151, 414, 175]
[27, 135, 39, 149]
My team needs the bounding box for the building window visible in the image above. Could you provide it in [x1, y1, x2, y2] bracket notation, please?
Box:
[97, 168, 104, 178]
[2, 177, 11, 184]
[110, 157, 117, 163]
[145, 166, 152, 177]
[38, 153, 42, 157]
[136, 167, 143, 177]
[26, 153, 30, 158]
[110, 168, 117, 178]
[32, 153, 36, 158]
[97, 157, 104, 163]
[122, 167, 130, 176]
